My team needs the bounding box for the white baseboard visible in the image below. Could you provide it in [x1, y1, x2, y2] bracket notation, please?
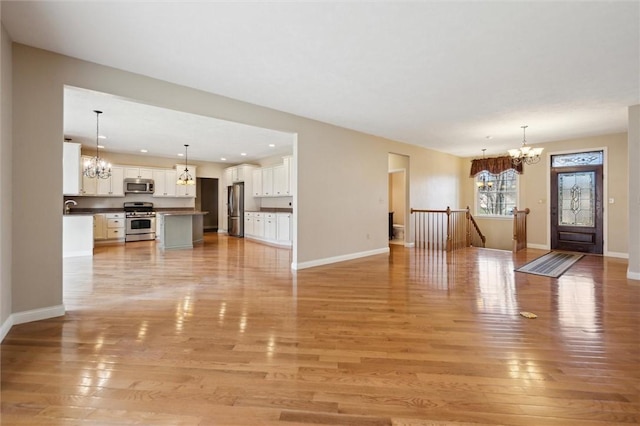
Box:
[527, 243, 548, 250]
[292, 247, 389, 270]
[1, 304, 65, 343]
[404, 242, 415, 248]
[628, 270, 640, 281]
[12, 305, 65, 325]
[0, 316, 13, 342]
[245, 235, 292, 248]
[606, 251, 629, 259]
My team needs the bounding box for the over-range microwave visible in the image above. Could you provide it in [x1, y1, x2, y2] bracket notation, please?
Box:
[124, 178, 155, 194]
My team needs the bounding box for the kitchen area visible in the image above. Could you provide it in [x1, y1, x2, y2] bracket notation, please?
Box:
[61, 86, 295, 258]
[62, 148, 295, 257]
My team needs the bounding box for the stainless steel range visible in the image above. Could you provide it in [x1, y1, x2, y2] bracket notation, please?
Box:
[124, 202, 156, 242]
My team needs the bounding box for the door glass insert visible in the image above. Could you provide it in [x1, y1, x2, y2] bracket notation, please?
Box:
[552, 151, 603, 167]
[558, 171, 595, 227]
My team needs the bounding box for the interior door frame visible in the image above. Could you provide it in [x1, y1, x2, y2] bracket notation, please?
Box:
[545, 147, 608, 254]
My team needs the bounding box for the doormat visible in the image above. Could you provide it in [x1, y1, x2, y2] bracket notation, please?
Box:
[515, 252, 584, 278]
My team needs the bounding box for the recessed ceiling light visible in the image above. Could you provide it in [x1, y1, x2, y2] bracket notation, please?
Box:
[220, 157, 227, 161]
[240, 152, 247, 156]
[269, 144, 275, 148]
[140, 149, 148, 153]
[178, 153, 184, 157]
[98, 135, 107, 139]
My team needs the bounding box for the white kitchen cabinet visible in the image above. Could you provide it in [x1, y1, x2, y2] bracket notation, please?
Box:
[94, 212, 125, 242]
[96, 166, 124, 196]
[251, 157, 293, 198]
[264, 213, 277, 240]
[63, 142, 82, 195]
[125, 167, 153, 179]
[283, 155, 293, 196]
[273, 164, 287, 196]
[224, 164, 257, 184]
[81, 156, 97, 195]
[277, 213, 291, 242]
[244, 212, 255, 236]
[93, 214, 106, 240]
[105, 213, 125, 240]
[243, 211, 292, 247]
[261, 167, 274, 196]
[253, 212, 265, 237]
[152, 169, 177, 197]
[252, 169, 263, 196]
[223, 168, 233, 187]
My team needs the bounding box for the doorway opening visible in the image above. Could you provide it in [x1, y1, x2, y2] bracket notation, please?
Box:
[550, 150, 604, 254]
[197, 177, 219, 232]
[388, 153, 410, 246]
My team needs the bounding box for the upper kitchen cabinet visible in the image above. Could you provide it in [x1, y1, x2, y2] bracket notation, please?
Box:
[261, 167, 274, 196]
[125, 167, 154, 179]
[273, 164, 287, 196]
[79, 155, 124, 197]
[152, 169, 177, 197]
[96, 166, 124, 196]
[80, 156, 97, 195]
[250, 156, 293, 198]
[63, 142, 82, 195]
[283, 155, 293, 196]
[251, 169, 263, 196]
[224, 164, 258, 185]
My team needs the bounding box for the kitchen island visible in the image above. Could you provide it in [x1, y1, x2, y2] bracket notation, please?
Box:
[156, 211, 208, 250]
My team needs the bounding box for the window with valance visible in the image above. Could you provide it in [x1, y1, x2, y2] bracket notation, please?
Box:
[470, 156, 521, 217]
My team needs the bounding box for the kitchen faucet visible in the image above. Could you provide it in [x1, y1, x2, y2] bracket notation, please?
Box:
[64, 200, 77, 214]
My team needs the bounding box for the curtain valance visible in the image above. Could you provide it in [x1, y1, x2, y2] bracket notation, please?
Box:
[469, 156, 523, 177]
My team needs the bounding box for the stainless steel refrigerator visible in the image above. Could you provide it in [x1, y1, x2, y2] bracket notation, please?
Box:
[227, 182, 244, 237]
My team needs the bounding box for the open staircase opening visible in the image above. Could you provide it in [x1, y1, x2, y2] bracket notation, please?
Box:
[411, 206, 530, 252]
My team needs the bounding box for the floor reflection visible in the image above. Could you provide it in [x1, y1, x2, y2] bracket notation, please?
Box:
[475, 256, 517, 315]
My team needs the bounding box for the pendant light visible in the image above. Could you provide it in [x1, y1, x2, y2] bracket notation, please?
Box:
[83, 110, 111, 179]
[177, 144, 195, 185]
[476, 149, 494, 191]
[508, 125, 544, 166]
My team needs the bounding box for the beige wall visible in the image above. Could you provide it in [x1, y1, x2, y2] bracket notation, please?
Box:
[1, 19, 13, 332]
[9, 43, 463, 319]
[462, 133, 629, 255]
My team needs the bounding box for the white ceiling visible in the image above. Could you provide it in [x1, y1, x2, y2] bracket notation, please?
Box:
[63, 86, 295, 164]
[3, 1, 639, 159]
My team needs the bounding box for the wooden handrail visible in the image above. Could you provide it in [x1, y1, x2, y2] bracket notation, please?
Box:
[467, 210, 486, 248]
[512, 207, 530, 253]
[411, 206, 485, 251]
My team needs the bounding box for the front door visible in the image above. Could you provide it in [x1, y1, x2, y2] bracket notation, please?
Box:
[550, 151, 604, 254]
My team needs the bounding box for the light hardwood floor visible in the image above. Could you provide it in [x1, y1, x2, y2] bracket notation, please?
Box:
[2, 234, 639, 425]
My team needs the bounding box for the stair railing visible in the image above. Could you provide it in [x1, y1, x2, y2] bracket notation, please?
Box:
[411, 206, 485, 251]
[467, 209, 487, 248]
[512, 207, 530, 252]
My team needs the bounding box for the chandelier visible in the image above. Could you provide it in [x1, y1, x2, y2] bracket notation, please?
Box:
[83, 110, 111, 179]
[476, 149, 494, 191]
[508, 125, 543, 165]
[177, 144, 195, 185]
